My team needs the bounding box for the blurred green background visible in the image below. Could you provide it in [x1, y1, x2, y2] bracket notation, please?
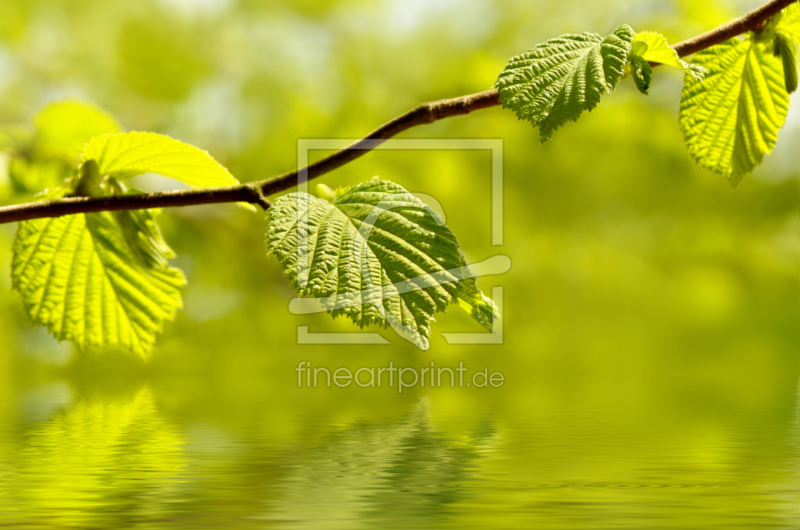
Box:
[0, 0, 798, 528]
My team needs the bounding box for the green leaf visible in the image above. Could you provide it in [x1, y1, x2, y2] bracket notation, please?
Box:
[679, 36, 791, 185]
[314, 183, 337, 202]
[116, 207, 176, 270]
[81, 131, 240, 189]
[774, 32, 798, 93]
[631, 32, 706, 80]
[775, 3, 800, 44]
[104, 177, 177, 269]
[772, 4, 800, 95]
[71, 159, 103, 197]
[11, 190, 185, 357]
[631, 55, 653, 94]
[495, 25, 634, 142]
[267, 179, 499, 350]
[34, 100, 122, 161]
[8, 157, 71, 194]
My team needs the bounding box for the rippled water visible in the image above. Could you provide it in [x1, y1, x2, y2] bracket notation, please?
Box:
[0, 379, 798, 529]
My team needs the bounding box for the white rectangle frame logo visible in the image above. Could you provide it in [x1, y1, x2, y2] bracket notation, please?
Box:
[293, 138, 505, 346]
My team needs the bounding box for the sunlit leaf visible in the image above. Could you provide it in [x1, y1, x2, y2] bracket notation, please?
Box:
[12, 190, 184, 357]
[81, 131, 240, 189]
[495, 25, 633, 142]
[631, 32, 706, 80]
[679, 36, 790, 185]
[775, 3, 800, 43]
[34, 100, 122, 160]
[267, 179, 498, 349]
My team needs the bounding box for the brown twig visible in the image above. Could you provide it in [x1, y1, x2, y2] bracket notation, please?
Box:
[0, 0, 795, 225]
[672, 0, 796, 57]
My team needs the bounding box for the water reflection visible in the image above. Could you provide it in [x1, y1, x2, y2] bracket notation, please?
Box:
[261, 400, 495, 529]
[0, 386, 799, 529]
[0, 388, 185, 529]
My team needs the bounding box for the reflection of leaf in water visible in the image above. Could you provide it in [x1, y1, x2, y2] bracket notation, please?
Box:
[0, 388, 186, 529]
[772, 382, 800, 527]
[262, 400, 496, 529]
[795, 380, 800, 432]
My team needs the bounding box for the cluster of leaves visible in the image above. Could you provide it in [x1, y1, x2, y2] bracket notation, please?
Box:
[496, 4, 800, 184]
[2, 102, 498, 355]
[1, 4, 798, 357]
[5, 102, 246, 356]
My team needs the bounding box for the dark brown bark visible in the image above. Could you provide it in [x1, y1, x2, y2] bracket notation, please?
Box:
[0, 0, 794, 225]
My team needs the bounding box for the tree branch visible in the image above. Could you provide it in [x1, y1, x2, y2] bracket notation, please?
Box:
[672, 0, 796, 57]
[258, 89, 501, 198]
[0, 0, 795, 225]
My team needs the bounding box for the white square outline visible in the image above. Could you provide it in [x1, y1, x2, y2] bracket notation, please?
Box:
[294, 139, 504, 345]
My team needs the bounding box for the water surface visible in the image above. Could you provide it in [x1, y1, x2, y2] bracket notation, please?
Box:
[0, 378, 797, 529]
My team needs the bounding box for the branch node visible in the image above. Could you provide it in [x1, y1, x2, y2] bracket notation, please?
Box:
[251, 186, 273, 211]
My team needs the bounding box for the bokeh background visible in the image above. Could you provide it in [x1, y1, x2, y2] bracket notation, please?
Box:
[0, 0, 798, 528]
